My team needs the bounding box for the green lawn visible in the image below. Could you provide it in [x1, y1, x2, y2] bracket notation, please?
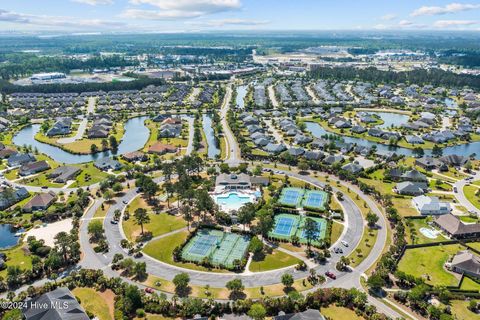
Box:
[460, 276, 480, 291]
[464, 185, 480, 210]
[320, 305, 365, 320]
[0, 245, 32, 278]
[348, 228, 378, 268]
[142, 230, 228, 273]
[451, 300, 480, 320]
[69, 163, 110, 187]
[248, 249, 301, 272]
[331, 221, 344, 244]
[122, 212, 187, 241]
[72, 287, 113, 320]
[397, 244, 464, 286]
[392, 197, 418, 217]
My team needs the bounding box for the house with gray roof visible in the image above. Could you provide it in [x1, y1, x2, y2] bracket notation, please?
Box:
[448, 251, 480, 278]
[395, 181, 427, 196]
[434, 214, 480, 239]
[215, 173, 251, 190]
[94, 158, 122, 171]
[48, 166, 81, 183]
[22, 287, 89, 320]
[264, 143, 287, 154]
[342, 162, 363, 174]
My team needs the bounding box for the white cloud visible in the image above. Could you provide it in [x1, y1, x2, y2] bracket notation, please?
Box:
[0, 9, 125, 29]
[381, 14, 396, 21]
[72, 0, 113, 5]
[411, 3, 480, 16]
[186, 18, 269, 27]
[433, 19, 479, 28]
[398, 20, 414, 26]
[123, 0, 241, 20]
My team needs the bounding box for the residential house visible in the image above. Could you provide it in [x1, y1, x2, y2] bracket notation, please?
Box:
[415, 157, 440, 171]
[23, 192, 56, 212]
[412, 195, 451, 215]
[47, 166, 81, 183]
[448, 251, 480, 278]
[273, 309, 325, 320]
[94, 158, 122, 171]
[434, 214, 480, 239]
[22, 287, 89, 320]
[122, 151, 147, 162]
[0, 187, 29, 210]
[395, 181, 428, 196]
[19, 160, 50, 176]
[8, 153, 36, 167]
[148, 142, 177, 155]
[342, 162, 363, 174]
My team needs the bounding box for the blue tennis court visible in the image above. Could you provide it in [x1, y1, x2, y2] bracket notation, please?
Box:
[302, 190, 328, 210]
[274, 217, 295, 236]
[279, 187, 305, 207]
[188, 235, 217, 256]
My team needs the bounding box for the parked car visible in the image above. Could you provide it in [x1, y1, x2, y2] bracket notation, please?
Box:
[110, 220, 118, 224]
[325, 271, 336, 280]
[144, 287, 154, 294]
[341, 240, 349, 247]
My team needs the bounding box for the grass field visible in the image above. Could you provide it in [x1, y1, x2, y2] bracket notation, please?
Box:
[451, 300, 480, 320]
[464, 185, 480, 210]
[0, 245, 32, 278]
[72, 287, 114, 320]
[122, 212, 187, 241]
[392, 197, 418, 217]
[397, 244, 464, 286]
[348, 228, 378, 268]
[248, 249, 301, 272]
[320, 305, 365, 320]
[331, 221, 344, 244]
[69, 163, 110, 187]
[460, 276, 480, 291]
[142, 230, 228, 273]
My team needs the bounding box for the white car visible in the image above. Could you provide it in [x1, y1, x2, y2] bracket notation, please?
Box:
[341, 240, 349, 247]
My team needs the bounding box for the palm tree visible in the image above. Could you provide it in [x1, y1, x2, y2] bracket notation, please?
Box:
[134, 208, 150, 235]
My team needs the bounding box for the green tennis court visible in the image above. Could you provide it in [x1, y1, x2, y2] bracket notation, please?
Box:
[278, 187, 305, 207]
[181, 228, 250, 268]
[302, 190, 329, 211]
[269, 213, 327, 245]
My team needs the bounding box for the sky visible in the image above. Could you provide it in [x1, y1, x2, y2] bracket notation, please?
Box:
[0, 0, 480, 34]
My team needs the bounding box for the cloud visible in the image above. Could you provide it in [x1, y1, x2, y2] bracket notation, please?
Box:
[0, 9, 126, 29]
[411, 3, 480, 16]
[186, 18, 269, 27]
[123, 0, 241, 20]
[433, 19, 479, 28]
[381, 14, 397, 21]
[398, 20, 414, 26]
[373, 20, 427, 30]
[72, 0, 113, 5]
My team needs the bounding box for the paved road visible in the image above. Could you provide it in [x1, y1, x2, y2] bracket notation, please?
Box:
[268, 84, 280, 108]
[220, 84, 241, 165]
[453, 170, 480, 215]
[57, 97, 96, 144]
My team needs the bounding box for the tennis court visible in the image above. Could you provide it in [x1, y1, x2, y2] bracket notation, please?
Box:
[302, 190, 328, 211]
[269, 213, 327, 244]
[278, 187, 305, 207]
[181, 229, 250, 269]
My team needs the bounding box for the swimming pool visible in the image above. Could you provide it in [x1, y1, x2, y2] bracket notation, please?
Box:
[419, 227, 440, 239]
[213, 192, 254, 211]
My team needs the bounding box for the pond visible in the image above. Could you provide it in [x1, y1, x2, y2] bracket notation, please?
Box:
[0, 224, 23, 250]
[305, 121, 480, 159]
[236, 85, 247, 109]
[12, 116, 150, 164]
[372, 112, 410, 129]
[202, 114, 220, 159]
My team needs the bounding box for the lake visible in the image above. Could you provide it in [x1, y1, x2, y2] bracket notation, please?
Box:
[202, 114, 220, 159]
[0, 224, 22, 250]
[305, 122, 480, 159]
[13, 116, 150, 164]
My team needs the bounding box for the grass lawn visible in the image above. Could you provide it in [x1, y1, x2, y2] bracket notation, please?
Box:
[144, 274, 313, 299]
[70, 163, 110, 187]
[320, 305, 364, 320]
[460, 276, 480, 291]
[451, 300, 480, 320]
[397, 244, 464, 286]
[392, 197, 418, 217]
[122, 212, 187, 241]
[72, 287, 114, 320]
[348, 228, 378, 268]
[459, 215, 479, 223]
[358, 178, 395, 195]
[248, 249, 301, 272]
[93, 202, 111, 218]
[405, 217, 446, 245]
[464, 185, 480, 210]
[429, 180, 452, 191]
[142, 230, 228, 273]
[331, 221, 344, 244]
[467, 242, 480, 251]
[0, 245, 32, 277]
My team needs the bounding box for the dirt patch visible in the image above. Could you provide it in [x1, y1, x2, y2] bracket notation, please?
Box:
[98, 289, 115, 319]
